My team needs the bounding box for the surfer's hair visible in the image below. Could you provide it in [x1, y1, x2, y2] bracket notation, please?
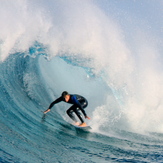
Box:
[61, 91, 68, 98]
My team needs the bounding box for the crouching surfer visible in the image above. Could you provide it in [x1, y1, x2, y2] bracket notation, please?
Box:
[44, 91, 90, 127]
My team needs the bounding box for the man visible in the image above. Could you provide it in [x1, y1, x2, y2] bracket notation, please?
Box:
[44, 91, 90, 127]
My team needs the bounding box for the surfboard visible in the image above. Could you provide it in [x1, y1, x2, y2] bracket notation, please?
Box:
[71, 123, 92, 130]
[74, 125, 91, 130]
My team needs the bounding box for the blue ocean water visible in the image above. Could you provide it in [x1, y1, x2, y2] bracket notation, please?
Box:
[1, 1, 163, 163]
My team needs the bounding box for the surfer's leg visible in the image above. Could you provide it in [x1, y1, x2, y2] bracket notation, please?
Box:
[74, 107, 84, 123]
[66, 105, 78, 122]
[78, 100, 89, 127]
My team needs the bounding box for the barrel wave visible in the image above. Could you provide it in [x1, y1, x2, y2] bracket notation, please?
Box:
[1, 1, 163, 162]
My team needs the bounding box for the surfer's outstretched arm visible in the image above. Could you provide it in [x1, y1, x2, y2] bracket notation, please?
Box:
[44, 97, 63, 114]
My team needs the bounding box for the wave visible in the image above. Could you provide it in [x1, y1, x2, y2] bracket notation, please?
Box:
[0, 0, 163, 162]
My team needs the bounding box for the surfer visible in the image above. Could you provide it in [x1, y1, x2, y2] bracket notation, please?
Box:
[44, 91, 90, 127]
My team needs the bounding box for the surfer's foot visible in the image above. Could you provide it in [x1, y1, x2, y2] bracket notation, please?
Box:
[79, 122, 87, 127]
[73, 122, 80, 126]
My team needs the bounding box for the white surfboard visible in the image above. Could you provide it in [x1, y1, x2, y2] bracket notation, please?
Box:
[71, 123, 91, 130]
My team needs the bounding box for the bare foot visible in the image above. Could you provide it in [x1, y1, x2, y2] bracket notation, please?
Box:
[79, 122, 87, 127]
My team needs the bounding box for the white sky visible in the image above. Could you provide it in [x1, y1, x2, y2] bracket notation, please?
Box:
[94, 0, 163, 47]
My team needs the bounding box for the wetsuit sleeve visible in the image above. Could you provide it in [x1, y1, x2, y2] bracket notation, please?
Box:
[48, 96, 63, 109]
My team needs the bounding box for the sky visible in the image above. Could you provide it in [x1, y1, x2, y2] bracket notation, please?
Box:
[94, 0, 163, 47]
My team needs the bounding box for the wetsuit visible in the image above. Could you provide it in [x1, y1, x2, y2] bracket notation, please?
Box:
[48, 94, 88, 123]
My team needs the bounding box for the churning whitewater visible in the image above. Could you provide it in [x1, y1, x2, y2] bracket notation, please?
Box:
[1, 0, 163, 162]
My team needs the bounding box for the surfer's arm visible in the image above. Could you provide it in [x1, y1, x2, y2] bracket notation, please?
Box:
[80, 105, 90, 119]
[80, 107, 87, 117]
[44, 108, 51, 114]
[44, 97, 62, 114]
[80, 108, 90, 119]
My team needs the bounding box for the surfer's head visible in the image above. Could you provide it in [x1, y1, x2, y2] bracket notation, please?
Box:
[61, 91, 68, 98]
[62, 91, 70, 102]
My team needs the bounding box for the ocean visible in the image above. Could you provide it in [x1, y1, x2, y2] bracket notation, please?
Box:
[0, 1, 163, 163]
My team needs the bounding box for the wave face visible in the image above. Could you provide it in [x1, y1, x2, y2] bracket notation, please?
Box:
[1, 1, 163, 162]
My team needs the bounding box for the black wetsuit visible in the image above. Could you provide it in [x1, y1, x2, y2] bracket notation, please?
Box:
[48, 94, 88, 123]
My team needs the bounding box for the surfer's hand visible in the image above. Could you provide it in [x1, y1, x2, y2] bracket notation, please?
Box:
[44, 109, 50, 114]
[85, 116, 90, 120]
